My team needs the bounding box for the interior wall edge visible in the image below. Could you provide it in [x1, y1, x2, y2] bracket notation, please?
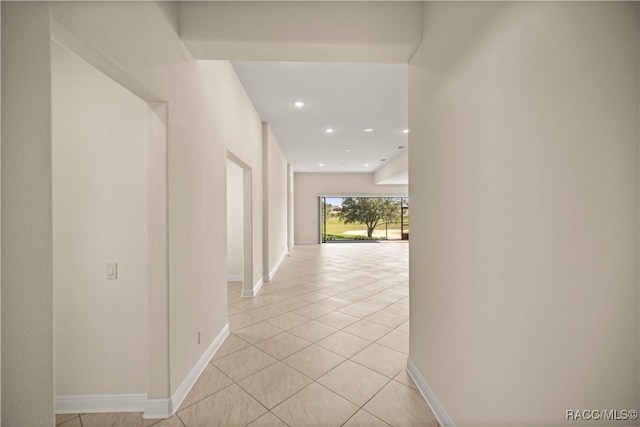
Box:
[406, 358, 455, 427]
[166, 324, 229, 419]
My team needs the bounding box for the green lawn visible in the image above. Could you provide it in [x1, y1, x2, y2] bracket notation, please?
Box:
[324, 214, 367, 234]
[323, 212, 408, 240]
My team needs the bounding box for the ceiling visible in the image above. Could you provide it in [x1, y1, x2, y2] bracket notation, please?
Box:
[231, 61, 409, 174]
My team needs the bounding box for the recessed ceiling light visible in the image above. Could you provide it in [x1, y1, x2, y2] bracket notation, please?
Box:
[380, 158, 387, 162]
[345, 149, 351, 152]
[294, 101, 305, 108]
[402, 129, 410, 134]
[363, 128, 374, 133]
[364, 163, 370, 167]
[397, 145, 406, 150]
[325, 128, 334, 134]
[318, 163, 324, 167]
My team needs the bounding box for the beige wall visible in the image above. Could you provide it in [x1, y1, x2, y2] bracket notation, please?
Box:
[202, 57, 266, 294]
[374, 151, 408, 185]
[2, 3, 54, 425]
[46, 0, 225, 400]
[179, 1, 422, 63]
[1, 3, 3, 418]
[227, 159, 243, 280]
[287, 164, 295, 250]
[409, 2, 639, 425]
[294, 173, 407, 244]
[52, 41, 149, 395]
[265, 125, 289, 279]
[2, 2, 288, 423]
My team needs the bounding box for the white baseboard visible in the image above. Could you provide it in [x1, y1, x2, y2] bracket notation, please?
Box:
[143, 398, 172, 419]
[227, 275, 242, 282]
[242, 277, 264, 297]
[56, 393, 147, 414]
[406, 358, 456, 427]
[165, 324, 230, 417]
[254, 277, 264, 295]
[265, 250, 287, 282]
[56, 325, 230, 419]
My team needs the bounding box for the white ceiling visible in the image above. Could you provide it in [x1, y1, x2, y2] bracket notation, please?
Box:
[231, 61, 408, 174]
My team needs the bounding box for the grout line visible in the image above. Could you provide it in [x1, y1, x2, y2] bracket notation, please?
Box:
[269, 410, 291, 427]
[174, 381, 237, 414]
[340, 406, 391, 427]
[175, 411, 186, 427]
[236, 381, 276, 424]
[231, 333, 403, 424]
[216, 244, 410, 426]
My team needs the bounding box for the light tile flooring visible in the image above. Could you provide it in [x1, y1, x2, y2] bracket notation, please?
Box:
[56, 242, 438, 427]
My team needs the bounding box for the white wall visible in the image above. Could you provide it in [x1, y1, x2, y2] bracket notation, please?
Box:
[409, 2, 639, 425]
[294, 173, 407, 244]
[265, 125, 289, 279]
[52, 41, 149, 395]
[227, 159, 243, 281]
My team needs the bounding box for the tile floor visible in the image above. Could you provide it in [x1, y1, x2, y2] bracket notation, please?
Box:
[56, 242, 438, 427]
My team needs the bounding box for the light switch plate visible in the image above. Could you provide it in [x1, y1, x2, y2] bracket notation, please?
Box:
[106, 262, 118, 280]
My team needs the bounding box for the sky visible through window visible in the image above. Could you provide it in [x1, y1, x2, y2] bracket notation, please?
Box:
[325, 197, 343, 207]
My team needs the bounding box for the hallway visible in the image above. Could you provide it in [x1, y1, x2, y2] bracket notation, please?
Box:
[55, 243, 437, 427]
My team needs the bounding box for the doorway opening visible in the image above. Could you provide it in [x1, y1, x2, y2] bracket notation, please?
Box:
[226, 152, 255, 297]
[227, 159, 244, 288]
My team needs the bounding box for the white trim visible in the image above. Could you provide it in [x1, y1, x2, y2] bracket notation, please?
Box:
[295, 241, 318, 245]
[143, 399, 172, 419]
[406, 358, 456, 427]
[242, 277, 264, 297]
[227, 275, 242, 282]
[254, 277, 264, 295]
[169, 324, 230, 415]
[57, 326, 230, 418]
[266, 250, 287, 282]
[56, 393, 147, 414]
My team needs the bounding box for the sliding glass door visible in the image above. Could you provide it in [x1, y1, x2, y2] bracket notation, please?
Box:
[320, 196, 408, 243]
